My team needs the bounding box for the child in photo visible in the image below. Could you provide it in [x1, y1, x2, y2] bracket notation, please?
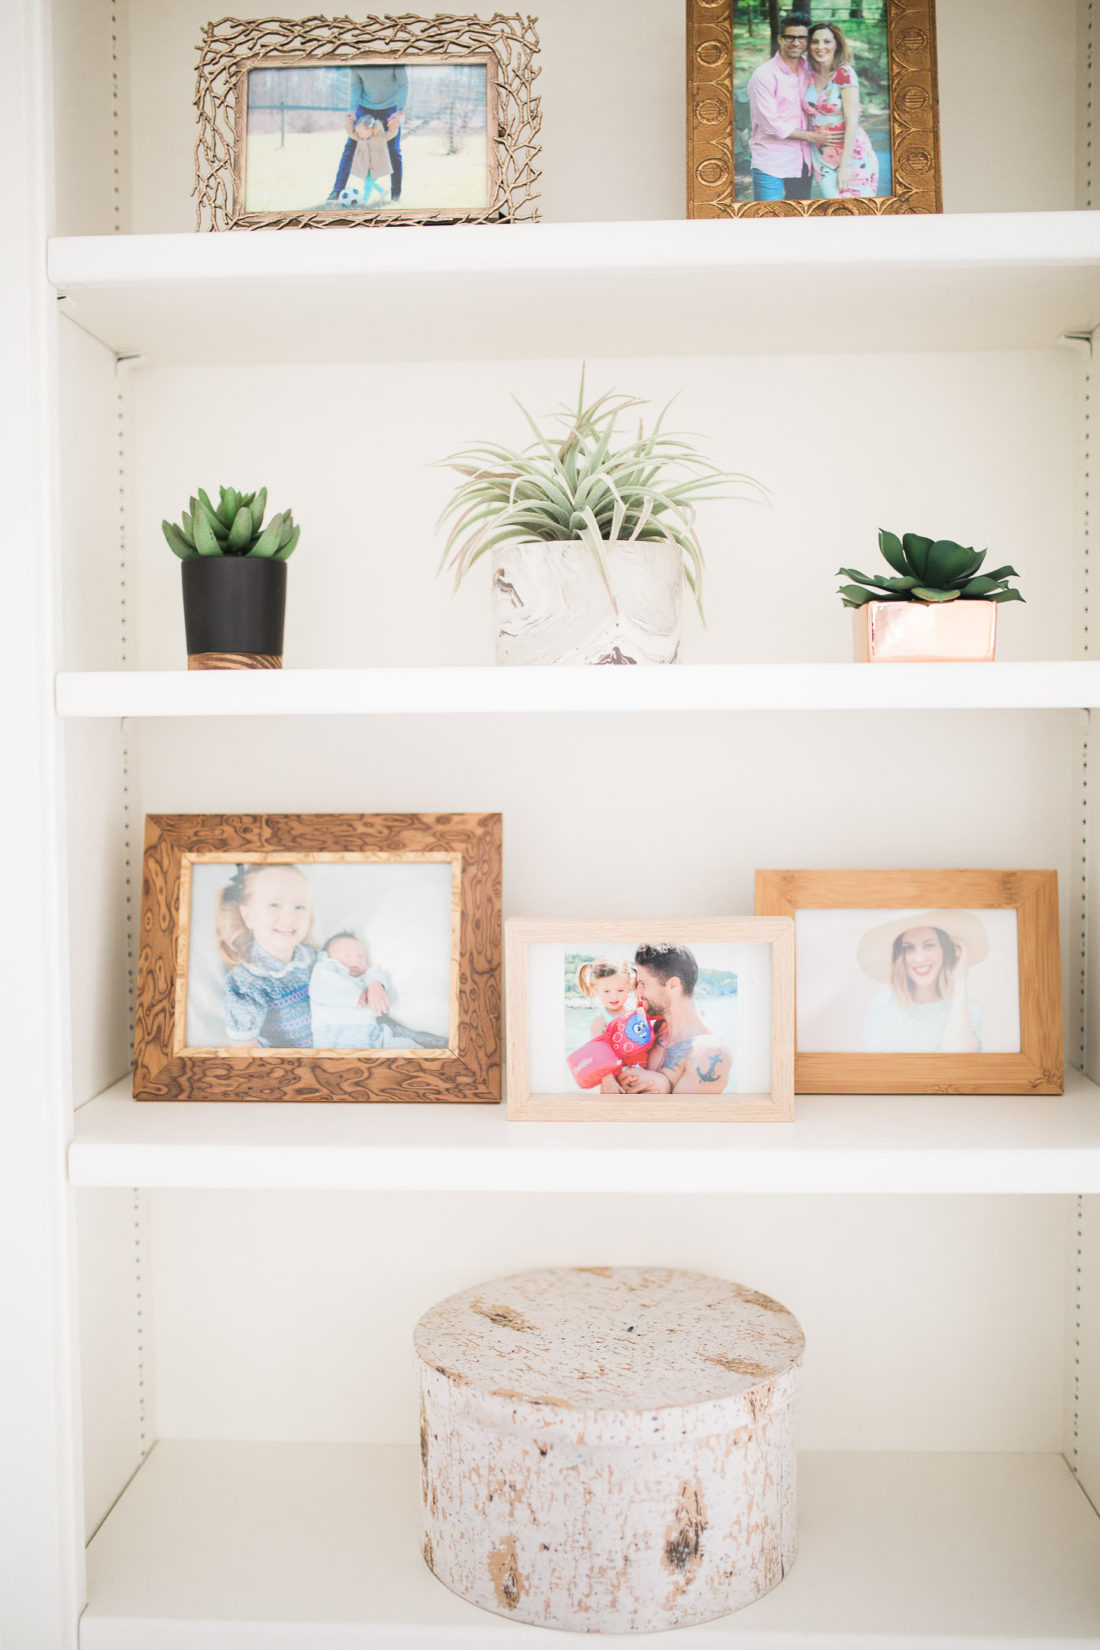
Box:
[218, 863, 318, 1048]
[348, 113, 393, 206]
[309, 930, 449, 1050]
[577, 957, 638, 1039]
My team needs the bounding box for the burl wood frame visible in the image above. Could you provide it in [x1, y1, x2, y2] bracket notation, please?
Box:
[134, 813, 501, 1102]
[686, 0, 942, 217]
[194, 14, 541, 230]
[755, 870, 1063, 1094]
[506, 918, 794, 1122]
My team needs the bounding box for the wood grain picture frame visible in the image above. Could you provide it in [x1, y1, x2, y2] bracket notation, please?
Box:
[134, 813, 501, 1101]
[755, 870, 1063, 1094]
[506, 918, 794, 1121]
[686, 0, 941, 217]
[194, 14, 541, 230]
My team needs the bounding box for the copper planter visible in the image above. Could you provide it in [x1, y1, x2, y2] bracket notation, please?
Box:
[853, 599, 997, 663]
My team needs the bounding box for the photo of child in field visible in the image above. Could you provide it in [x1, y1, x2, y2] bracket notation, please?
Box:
[243, 61, 490, 214]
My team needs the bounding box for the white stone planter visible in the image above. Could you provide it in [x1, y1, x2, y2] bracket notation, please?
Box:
[491, 541, 684, 665]
[415, 1265, 805, 1634]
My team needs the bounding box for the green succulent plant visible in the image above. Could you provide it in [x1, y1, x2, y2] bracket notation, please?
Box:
[837, 531, 1023, 608]
[162, 486, 299, 561]
[436, 376, 766, 617]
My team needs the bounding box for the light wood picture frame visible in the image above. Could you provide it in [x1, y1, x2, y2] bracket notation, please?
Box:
[194, 14, 541, 230]
[686, 0, 941, 217]
[134, 812, 501, 1101]
[506, 918, 794, 1121]
[754, 869, 1063, 1094]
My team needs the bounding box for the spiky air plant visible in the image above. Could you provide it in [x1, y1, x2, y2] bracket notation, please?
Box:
[436, 376, 766, 617]
[838, 531, 1023, 608]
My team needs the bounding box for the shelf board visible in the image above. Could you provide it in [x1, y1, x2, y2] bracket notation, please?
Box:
[54, 660, 1100, 719]
[68, 1070, 1100, 1193]
[80, 1441, 1100, 1647]
[49, 211, 1100, 365]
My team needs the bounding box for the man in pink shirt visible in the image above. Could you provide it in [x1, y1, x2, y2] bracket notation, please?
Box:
[746, 11, 825, 202]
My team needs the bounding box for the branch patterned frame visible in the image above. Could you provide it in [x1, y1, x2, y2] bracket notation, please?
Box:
[686, 0, 942, 217]
[195, 13, 541, 230]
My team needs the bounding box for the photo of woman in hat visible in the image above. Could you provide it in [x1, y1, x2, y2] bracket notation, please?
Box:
[859, 910, 990, 1054]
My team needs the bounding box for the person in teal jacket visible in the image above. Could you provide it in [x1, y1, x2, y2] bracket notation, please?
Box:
[327, 64, 409, 204]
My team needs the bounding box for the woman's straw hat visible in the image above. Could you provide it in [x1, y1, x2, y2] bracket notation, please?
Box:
[857, 910, 990, 983]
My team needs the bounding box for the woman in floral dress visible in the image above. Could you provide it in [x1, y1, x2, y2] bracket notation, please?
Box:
[804, 22, 879, 199]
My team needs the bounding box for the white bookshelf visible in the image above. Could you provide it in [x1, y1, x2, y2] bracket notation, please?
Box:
[48, 211, 1100, 364]
[69, 1071, 1100, 1194]
[4, 0, 1100, 1645]
[54, 660, 1100, 717]
[80, 1441, 1100, 1648]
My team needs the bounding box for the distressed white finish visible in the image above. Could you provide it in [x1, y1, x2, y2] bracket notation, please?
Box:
[415, 1266, 804, 1633]
[492, 543, 683, 665]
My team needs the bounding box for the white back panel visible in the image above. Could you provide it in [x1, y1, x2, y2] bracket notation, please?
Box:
[51, 0, 129, 236]
[58, 321, 128, 674]
[128, 350, 1076, 674]
[77, 1190, 150, 1535]
[65, 724, 130, 1107]
[145, 1190, 1070, 1452]
[1076, 1194, 1100, 1506]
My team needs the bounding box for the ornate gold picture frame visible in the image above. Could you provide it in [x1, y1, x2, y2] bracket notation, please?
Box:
[194, 15, 541, 230]
[134, 813, 501, 1101]
[686, 0, 941, 216]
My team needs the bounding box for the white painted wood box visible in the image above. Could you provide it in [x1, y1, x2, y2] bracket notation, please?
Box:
[414, 1265, 805, 1633]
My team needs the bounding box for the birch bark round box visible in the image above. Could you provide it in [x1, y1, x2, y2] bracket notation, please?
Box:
[414, 1266, 805, 1634]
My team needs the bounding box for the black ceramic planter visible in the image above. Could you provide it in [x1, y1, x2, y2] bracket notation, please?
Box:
[181, 556, 287, 669]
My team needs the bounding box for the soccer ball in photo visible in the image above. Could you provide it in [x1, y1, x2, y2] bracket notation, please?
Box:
[338, 184, 362, 206]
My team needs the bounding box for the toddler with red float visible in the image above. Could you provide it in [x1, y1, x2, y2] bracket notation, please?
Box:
[567, 957, 659, 1092]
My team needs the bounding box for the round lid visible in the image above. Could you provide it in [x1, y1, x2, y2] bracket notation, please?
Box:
[414, 1266, 804, 1415]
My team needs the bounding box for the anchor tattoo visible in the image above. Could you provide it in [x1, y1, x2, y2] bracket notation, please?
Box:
[695, 1051, 724, 1084]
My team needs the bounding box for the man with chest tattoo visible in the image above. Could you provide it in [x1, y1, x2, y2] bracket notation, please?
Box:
[612, 943, 732, 1096]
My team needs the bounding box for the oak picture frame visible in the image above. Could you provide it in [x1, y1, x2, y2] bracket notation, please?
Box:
[754, 869, 1063, 1094]
[686, 0, 942, 217]
[134, 812, 501, 1101]
[194, 13, 541, 230]
[506, 917, 795, 1121]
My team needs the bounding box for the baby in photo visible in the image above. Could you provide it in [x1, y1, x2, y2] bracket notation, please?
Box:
[309, 931, 448, 1050]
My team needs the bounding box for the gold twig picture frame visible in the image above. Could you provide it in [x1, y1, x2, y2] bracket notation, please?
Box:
[194, 14, 541, 229]
[686, 0, 941, 217]
[134, 813, 501, 1101]
[506, 918, 794, 1121]
[755, 869, 1063, 1094]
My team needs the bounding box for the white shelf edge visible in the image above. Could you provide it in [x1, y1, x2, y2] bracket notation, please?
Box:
[68, 1071, 1100, 1193]
[80, 1442, 1100, 1648]
[47, 210, 1100, 290]
[54, 661, 1100, 719]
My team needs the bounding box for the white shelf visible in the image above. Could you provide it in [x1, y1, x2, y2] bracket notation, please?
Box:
[49, 211, 1100, 365]
[68, 1071, 1100, 1193]
[80, 1441, 1100, 1648]
[54, 660, 1100, 718]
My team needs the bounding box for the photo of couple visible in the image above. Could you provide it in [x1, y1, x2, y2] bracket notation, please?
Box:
[734, 2, 891, 202]
[563, 943, 738, 1096]
[241, 61, 490, 216]
[183, 857, 455, 1053]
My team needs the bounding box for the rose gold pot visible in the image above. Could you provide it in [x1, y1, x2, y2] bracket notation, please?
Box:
[853, 599, 997, 663]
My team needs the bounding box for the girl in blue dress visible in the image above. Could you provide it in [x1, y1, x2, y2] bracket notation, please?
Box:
[216, 862, 318, 1048]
